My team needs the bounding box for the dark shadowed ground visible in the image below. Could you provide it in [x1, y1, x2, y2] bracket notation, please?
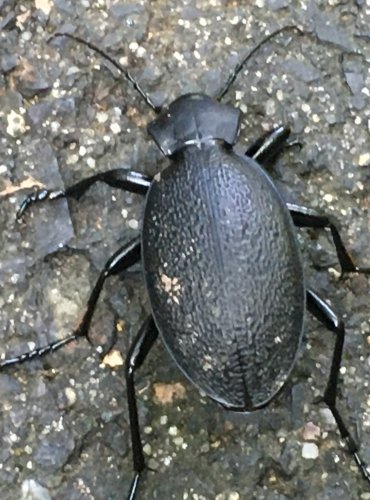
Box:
[1, 1, 370, 499]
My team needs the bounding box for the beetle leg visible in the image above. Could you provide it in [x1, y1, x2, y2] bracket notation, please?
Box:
[0, 238, 140, 370]
[306, 288, 370, 484]
[245, 125, 291, 164]
[125, 316, 159, 500]
[17, 169, 152, 219]
[288, 202, 370, 276]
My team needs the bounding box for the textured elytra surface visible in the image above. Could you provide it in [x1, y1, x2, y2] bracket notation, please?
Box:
[143, 144, 305, 409]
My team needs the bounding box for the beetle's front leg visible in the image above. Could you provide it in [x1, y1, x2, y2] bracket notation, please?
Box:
[17, 168, 152, 219]
[288, 202, 370, 276]
[306, 288, 370, 484]
[245, 125, 291, 164]
[125, 316, 159, 500]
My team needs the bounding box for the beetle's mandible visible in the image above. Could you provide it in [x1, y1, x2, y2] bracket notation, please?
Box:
[2, 26, 370, 498]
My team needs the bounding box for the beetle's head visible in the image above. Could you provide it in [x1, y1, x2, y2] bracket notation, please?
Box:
[147, 93, 241, 157]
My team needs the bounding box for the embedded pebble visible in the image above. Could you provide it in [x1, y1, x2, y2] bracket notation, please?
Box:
[302, 442, 319, 459]
[102, 350, 124, 368]
[303, 422, 321, 441]
[6, 110, 26, 137]
[64, 387, 77, 408]
[358, 153, 370, 166]
[21, 479, 51, 500]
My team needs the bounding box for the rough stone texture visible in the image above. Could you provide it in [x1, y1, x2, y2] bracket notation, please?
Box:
[1, 1, 370, 499]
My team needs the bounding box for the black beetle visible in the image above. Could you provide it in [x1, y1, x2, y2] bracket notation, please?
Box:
[1, 26, 370, 498]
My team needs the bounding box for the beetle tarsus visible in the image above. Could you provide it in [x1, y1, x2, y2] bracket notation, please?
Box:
[125, 317, 158, 500]
[0, 239, 141, 371]
[127, 472, 141, 500]
[352, 449, 370, 483]
[16, 188, 64, 219]
[0, 333, 79, 369]
[16, 169, 152, 219]
[307, 289, 370, 485]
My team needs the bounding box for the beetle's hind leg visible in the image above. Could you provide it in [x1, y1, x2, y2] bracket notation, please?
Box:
[288, 203, 370, 276]
[125, 316, 159, 500]
[17, 168, 152, 219]
[306, 288, 370, 484]
[0, 238, 140, 370]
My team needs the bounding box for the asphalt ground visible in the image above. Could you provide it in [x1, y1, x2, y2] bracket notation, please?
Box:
[1, 1, 370, 499]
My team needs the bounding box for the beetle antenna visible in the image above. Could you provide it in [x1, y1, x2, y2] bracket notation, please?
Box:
[49, 32, 162, 114]
[216, 25, 304, 101]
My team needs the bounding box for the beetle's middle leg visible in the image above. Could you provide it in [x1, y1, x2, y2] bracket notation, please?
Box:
[306, 288, 370, 484]
[0, 238, 140, 370]
[17, 168, 152, 219]
[288, 202, 370, 275]
[245, 125, 291, 164]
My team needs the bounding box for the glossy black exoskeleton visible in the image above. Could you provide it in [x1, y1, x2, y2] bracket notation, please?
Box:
[2, 26, 370, 499]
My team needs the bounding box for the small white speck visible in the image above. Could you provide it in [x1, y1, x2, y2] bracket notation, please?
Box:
[173, 52, 184, 62]
[173, 436, 184, 447]
[86, 157, 96, 168]
[66, 153, 79, 165]
[168, 426, 178, 436]
[97, 112, 108, 123]
[21, 31, 32, 42]
[9, 432, 18, 443]
[358, 153, 370, 166]
[65, 387, 77, 406]
[119, 56, 129, 66]
[136, 47, 146, 58]
[323, 193, 333, 203]
[79, 146, 87, 157]
[50, 121, 60, 132]
[160, 415, 168, 425]
[225, 36, 232, 46]
[128, 219, 138, 229]
[110, 123, 121, 134]
[129, 42, 139, 52]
